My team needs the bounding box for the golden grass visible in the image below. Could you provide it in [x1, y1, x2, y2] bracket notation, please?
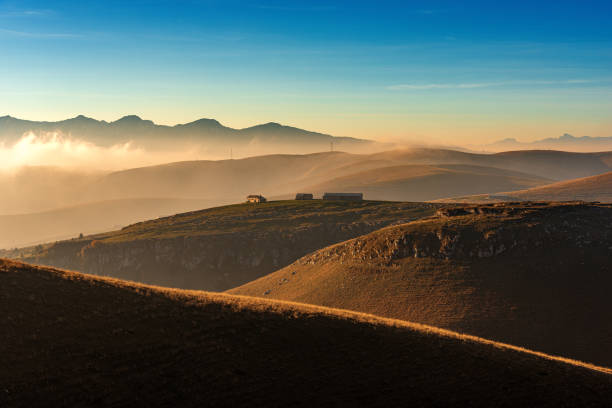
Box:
[3, 257, 612, 374]
[231, 202, 612, 368]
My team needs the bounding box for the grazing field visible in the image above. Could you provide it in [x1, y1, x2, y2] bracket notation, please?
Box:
[4, 200, 440, 290]
[2, 259, 612, 407]
[230, 202, 612, 367]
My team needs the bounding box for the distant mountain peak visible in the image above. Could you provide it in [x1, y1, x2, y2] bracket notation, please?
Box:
[484, 132, 612, 153]
[115, 115, 144, 123]
[69, 114, 98, 122]
[179, 118, 224, 128]
[111, 115, 155, 127]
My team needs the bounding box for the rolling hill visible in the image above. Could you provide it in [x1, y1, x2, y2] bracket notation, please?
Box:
[7, 148, 610, 214]
[369, 148, 612, 180]
[5, 200, 440, 290]
[442, 171, 612, 203]
[299, 164, 551, 202]
[230, 202, 612, 367]
[80, 149, 612, 207]
[2, 258, 612, 407]
[4, 147, 612, 249]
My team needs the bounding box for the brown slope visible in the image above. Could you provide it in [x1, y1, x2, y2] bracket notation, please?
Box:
[501, 171, 612, 202]
[301, 164, 551, 201]
[438, 171, 612, 203]
[230, 202, 612, 368]
[2, 259, 612, 407]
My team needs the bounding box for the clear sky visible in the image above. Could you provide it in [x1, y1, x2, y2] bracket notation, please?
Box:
[0, 0, 611, 145]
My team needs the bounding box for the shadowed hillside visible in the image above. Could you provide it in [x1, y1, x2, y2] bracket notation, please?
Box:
[2, 259, 612, 407]
[5, 200, 440, 290]
[230, 202, 612, 367]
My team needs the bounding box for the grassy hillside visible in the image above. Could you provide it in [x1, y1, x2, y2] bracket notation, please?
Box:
[2, 258, 612, 407]
[0, 198, 219, 249]
[230, 202, 612, 367]
[443, 171, 612, 203]
[507, 171, 612, 202]
[6, 200, 440, 290]
[300, 164, 551, 202]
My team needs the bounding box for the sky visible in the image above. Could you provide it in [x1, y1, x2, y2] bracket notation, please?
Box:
[0, 0, 611, 145]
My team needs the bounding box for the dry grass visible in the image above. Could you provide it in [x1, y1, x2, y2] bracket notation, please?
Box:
[230, 202, 612, 368]
[2, 258, 612, 407]
[437, 171, 612, 203]
[3, 200, 439, 291]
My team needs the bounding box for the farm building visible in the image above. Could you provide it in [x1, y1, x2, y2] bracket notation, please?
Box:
[295, 193, 314, 200]
[322, 192, 363, 201]
[246, 194, 267, 203]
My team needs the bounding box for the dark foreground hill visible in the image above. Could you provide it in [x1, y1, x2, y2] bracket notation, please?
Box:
[230, 202, 612, 367]
[6, 200, 440, 291]
[2, 259, 612, 407]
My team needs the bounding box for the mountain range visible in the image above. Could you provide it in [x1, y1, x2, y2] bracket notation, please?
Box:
[0, 114, 375, 155]
[483, 133, 612, 152]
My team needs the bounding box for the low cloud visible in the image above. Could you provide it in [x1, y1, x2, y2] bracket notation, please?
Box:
[0, 132, 198, 172]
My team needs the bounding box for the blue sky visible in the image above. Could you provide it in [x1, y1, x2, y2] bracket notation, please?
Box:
[0, 0, 611, 144]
